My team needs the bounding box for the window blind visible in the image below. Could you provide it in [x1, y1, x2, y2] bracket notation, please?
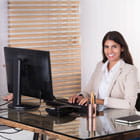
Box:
[8, 0, 81, 98]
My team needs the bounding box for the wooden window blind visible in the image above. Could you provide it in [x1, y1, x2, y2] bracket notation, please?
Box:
[8, 0, 81, 99]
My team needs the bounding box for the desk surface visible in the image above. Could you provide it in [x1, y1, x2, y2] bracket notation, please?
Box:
[0, 100, 140, 140]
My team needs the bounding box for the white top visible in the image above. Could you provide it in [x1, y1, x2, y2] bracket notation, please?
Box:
[98, 60, 121, 110]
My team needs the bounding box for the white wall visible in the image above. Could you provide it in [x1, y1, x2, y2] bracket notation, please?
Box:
[80, 0, 140, 89]
[0, 0, 8, 95]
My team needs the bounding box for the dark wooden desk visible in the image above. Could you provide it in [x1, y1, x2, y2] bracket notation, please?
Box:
[0, 102, 140, 140]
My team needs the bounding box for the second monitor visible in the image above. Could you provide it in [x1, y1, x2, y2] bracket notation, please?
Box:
[4, 47, 54, 110]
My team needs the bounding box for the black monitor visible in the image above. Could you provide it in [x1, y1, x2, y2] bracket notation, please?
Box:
[4, 47, 54, 110]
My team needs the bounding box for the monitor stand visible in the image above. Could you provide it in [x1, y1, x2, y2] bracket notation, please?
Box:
[8, 59, 40, 110]
[8, 102, 40, 110]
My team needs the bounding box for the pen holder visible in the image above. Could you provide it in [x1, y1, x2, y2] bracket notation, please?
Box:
[88, 103, 96, 118]
[87, 111, 96, 133]
[87, 92, 96, 133]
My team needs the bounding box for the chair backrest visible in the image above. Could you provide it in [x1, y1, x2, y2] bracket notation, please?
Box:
[135, 93, 140, 111]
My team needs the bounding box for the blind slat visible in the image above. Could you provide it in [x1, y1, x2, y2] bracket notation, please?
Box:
[9, 40, 79, 47]
[8, 6, 79, 10]
[8, 1, 80, 5]
[9, 23, 80, 28]
[9, 36, 80, 43]
[9, 15, 80, 19]
[8, 0, 81, 98]
[9, 10, 79, 14]
[29, 45, 80, 51]
[9, 32, 80, 38]
[9, 27, 80, 33]
[9, 19, 80, 24]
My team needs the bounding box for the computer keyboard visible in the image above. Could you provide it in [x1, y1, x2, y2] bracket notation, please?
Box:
[46, 98, 68, 107]
[46, 98, 85, 107]
[46, 98, 88, 115]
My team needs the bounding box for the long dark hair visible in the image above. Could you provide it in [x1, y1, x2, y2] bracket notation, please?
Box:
[102, 31, 133, 65]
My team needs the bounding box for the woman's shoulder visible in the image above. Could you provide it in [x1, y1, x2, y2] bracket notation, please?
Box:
[96, 61, 104, 68]
[93, 61, 104, 71]
[121, 61, 137, 73]
[90, 61, 103, 74]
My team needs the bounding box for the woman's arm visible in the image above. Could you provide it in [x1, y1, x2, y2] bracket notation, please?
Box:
[96, 99, 104, 105]
[3, 93, 13, 101]
[104, 66, 138, 109]
[81, 62, 103, 97]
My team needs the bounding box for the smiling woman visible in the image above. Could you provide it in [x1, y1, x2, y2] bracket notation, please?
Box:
[102, 31, 133, 70]
[103, 40, 123, 69]
[68, 31, 139, 110]
[80, 1, 140, 95]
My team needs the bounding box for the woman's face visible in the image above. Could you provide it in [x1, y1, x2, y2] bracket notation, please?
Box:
[104, 40, 123, 63]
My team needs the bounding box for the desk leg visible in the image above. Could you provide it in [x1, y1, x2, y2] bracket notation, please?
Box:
[41, 134, 47, 140]
[33, 133, 48, 140]
[33, 133, 39, 140]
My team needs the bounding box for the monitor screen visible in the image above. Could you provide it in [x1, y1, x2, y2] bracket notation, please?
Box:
[4, 47, 54, 110]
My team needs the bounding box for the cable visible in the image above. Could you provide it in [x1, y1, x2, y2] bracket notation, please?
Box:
[0, 128, 22, 134]
[0, 101, 11, 107]
[0, 126, 23, 140]
[0, 100, 11, 111]
[11, 128, 23, 132]
[0, 125, 8, 127]
[0, 108, 9, 111]
[0, 134, 11, 140]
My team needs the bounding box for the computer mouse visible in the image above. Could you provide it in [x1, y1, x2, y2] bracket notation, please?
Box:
[46, 106, 74, 116]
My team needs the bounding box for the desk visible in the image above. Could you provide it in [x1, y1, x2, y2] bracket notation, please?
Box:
[0, 102, 140, 140]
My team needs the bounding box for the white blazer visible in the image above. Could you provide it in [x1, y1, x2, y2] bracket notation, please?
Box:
[81, 60, 139, 110]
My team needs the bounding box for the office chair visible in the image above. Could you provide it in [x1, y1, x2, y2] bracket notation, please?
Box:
[135, 93, 140, 111]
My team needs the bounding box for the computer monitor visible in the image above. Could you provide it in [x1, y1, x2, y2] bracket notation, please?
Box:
[4, 47, 54, 110]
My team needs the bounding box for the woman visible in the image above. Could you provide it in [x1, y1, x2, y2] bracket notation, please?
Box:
[3, 93, 13, 101]
[69, 31, 138, 110]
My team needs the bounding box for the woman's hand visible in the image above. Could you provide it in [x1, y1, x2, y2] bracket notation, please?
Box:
[68, 94, 84, 104]
[3, 93, 13, 101]
[96, 99, 104, 105]
[79, 97, 89, 106]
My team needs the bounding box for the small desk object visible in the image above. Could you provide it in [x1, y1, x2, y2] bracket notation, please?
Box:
[115, 115, 140, 125]
[0, 101, 140, 140]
